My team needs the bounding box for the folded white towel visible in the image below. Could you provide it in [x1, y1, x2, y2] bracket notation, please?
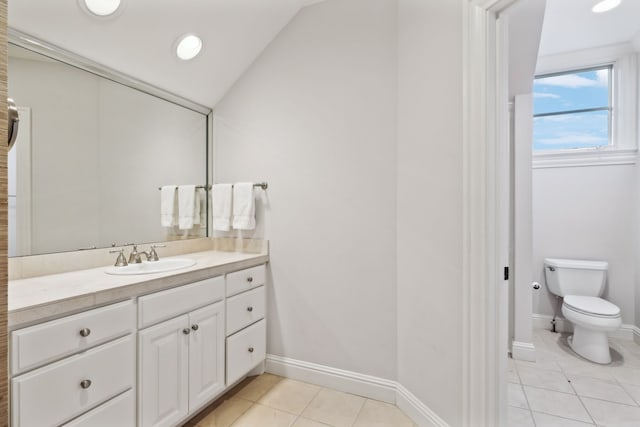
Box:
[212, 184, 232, 231]
[160, 185, 177, 227]
[196, 188, 207, 227]
[232, 182, 255, 230]
[178, 185, 197, 230]
[193, 188, 201, 226]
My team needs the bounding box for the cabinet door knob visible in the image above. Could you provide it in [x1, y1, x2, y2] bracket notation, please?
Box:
[191, 324, 199, 331]
[183, 328, 191, 335]
[247, 306, 253, 312]
[79, 328, 91, 337]
[80, 379, 92, 389]
[247, 276, 253, 283]
[248, 347, 254, 353]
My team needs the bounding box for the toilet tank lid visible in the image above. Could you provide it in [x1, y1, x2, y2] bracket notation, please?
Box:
[544, 258, 608, 271]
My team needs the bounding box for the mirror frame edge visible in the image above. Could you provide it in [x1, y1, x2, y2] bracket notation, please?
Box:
[1, 0, 9, 423]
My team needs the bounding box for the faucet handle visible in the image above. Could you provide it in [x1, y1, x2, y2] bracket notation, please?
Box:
[149, 244, 165, 262]
[109, 249, 128, 267]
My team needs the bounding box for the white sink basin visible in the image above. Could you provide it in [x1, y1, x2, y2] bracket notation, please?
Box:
[105, 258, 196, 275]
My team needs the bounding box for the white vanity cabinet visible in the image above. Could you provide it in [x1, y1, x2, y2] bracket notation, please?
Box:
[10, 301, 136, 427]
[9, 261, 268, 427]
[225, 265, 267, 386]
[138, 276, 226, 427]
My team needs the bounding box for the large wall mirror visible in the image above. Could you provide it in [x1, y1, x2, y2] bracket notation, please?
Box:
[8, 34, 211, 257]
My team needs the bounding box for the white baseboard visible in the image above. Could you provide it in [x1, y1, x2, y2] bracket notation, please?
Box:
[511, 341, 536, 362]
[265, 354, 449, 427]
[265, 354, 396, 403]
[396, 383, 449, 427]
[532, 313, 640, 341]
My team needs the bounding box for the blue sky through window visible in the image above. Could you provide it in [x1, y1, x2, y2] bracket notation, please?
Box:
[533, 67, 611, 151]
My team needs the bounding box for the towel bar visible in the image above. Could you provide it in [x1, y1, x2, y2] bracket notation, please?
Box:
[157, 182, 268, 191]
[158, 185, 212, 191]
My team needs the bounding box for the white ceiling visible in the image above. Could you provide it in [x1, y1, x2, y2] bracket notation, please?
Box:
[9, 0, 321, 108]
[539, 0, 640, 57]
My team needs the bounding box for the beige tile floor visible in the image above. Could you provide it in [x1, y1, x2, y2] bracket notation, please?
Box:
[508, 329, 640, 426]
[182, 373, 417, 427]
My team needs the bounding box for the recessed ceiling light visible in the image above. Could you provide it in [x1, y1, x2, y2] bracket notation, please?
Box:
[83, 0, 121, 16]
[176, 35, 203, 61]
[592, 0, 622, 13]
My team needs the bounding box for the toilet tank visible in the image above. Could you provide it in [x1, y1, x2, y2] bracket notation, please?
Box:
[543, 258, 608, 297]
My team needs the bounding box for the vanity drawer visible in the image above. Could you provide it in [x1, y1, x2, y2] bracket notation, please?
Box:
[226, 319, 266, 386]
[226, 285, 265, 336]
[12, 335, 134, 427]
[138, 275, 224, 328]
[11, 300, 135, 375]
[226, 264, 266, 297]
[63, 390, 135, 427]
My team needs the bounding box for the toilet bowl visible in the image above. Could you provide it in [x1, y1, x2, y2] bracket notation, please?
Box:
[561, 295, 621, 364]
[544, 258, 621, 364]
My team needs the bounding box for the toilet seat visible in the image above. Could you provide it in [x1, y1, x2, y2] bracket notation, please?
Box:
[563, 295, 620, 318]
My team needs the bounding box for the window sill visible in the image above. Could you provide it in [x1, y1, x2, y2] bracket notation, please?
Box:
[532, 148, 637, 169]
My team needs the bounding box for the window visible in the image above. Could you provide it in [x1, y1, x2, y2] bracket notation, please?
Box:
[533, 65, 612, 152]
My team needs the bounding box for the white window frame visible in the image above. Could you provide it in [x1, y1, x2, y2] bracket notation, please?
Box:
[533, 44, 638, 169]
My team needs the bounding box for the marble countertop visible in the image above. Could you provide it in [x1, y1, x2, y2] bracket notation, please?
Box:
[9, 249, 269, 329]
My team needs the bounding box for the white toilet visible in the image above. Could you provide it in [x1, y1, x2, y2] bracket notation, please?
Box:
[544, 258, 621, 364]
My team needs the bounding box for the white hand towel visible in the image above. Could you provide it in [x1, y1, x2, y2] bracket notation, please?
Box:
[212, 184, 232, 231]
[232, 182, 256, 230]
[178, 185, 197, 230]
[193, 188, 201, 226]
[160, 185, 177, 227]
[199, 188, 207, 227]
[194, 188, 206, 227]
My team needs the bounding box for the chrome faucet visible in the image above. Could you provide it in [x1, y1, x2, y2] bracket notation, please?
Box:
[127, 244, 166, 263]
[128, 245, 151, 264]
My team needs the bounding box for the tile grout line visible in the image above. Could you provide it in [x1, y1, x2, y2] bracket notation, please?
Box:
[293, 384, 325, 426]
[536, 328, 640, 424]
[513, 363, 537, 426]
[526, 332, 597, 425]
[564, 358, 599, 425]
[348, 396, 367, 427]
[227, 399, 254, 427]
[530, 410, 596, 426]
[608, 368, 640, 407]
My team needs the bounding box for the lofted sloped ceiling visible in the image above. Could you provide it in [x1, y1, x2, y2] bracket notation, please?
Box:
[9, 0, 324, 108]
[539, 0, 640, 56]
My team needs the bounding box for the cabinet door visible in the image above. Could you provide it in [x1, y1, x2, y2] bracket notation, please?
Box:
[188, 302, 225, 412]
[139, 315, 189, 427]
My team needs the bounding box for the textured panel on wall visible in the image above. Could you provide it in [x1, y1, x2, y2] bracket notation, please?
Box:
[0, 0, 8, 423]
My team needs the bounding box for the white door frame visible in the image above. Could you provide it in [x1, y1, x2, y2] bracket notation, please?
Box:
[462, 0, 518, 425]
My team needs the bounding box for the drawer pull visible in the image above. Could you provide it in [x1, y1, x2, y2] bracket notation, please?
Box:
[191, 324, 199, 331]
[80, 379, 92, 389]
[247, 277, 253, 283]
[182, 328, 191, 335]
[248, 347, 254, 353]
[247, 306, 254, 312]
[79, 328, 91, 337]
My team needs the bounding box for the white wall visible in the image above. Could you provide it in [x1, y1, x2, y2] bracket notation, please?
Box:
[215, 1, 474, 423]
[213, 0, 398, 380]
[396, 0, 463, 424]
[532, 164, 637, 325]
